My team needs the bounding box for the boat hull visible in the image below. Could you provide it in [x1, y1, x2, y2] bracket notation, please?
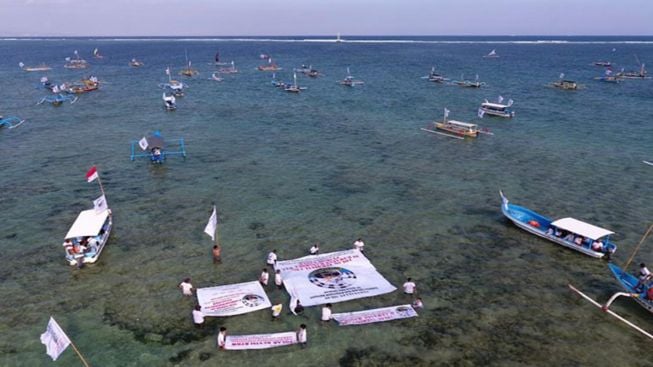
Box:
[66, 212, 112, 266]
[608, 263, 653, 313]
[435, 122, 478, 138]
[480, 107, 515, 118]
[500, 195, 614, 258]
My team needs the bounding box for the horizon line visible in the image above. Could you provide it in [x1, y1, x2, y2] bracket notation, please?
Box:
[2, 34, 653, 38]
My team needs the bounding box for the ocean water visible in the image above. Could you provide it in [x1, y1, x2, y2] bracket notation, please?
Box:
[1, 36, 653, 366]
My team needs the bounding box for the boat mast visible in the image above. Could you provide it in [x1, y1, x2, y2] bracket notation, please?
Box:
[624, 224, 653, 269]
[96, 166, 107, 199]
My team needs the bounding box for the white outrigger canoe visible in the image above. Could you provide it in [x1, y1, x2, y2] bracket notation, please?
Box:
[63, 208, 113, 266]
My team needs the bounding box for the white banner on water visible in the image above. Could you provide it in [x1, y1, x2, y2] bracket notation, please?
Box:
[275, 249, 396, 307]
[40, 317, 71, 361]
[332, 304, 418, 326]
[225, 331, 297, 350]
[197, 281, 271, 317]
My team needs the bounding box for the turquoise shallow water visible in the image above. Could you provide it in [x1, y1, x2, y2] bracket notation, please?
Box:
[1, 36, 653, 366]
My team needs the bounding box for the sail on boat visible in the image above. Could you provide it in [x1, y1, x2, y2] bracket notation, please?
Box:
[214, 51, 230, 66]
[483, 49, 499, 58]
[180, 51, 199, 77]
[92, 48, 103, 59]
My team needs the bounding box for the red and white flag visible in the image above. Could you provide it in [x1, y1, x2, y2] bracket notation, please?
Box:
[40, 317, 71, 361]
[85, 166, 98, 182]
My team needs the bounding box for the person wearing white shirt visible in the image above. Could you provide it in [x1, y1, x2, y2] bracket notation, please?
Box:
[274, 270, 283, 289]
[403, 277, 416, 295]
[259, 268, 269, 286]
[321, 303, 332, 322]
[309, 243, 319, 255]
[192, 305, 204, 328]
[636, 263, 652, 291]
[179, 278, 194, 296]
[267, 250, 278, 267]
[217, 327, 227, 349]
[353, 238, 365, 253]
[639, 263, 651, 281]
[297, 324, 308, 348]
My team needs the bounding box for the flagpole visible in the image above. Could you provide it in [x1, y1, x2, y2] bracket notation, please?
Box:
[68, 339, 91, 367]
[95, 167, 107, 198]
[214, 206, 220, 248]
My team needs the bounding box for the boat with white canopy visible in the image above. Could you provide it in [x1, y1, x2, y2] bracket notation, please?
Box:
[64, 50, 88, 69]
[421, 108, 491, 139]
[62, 167, 112, 266]
[18, 62, 51, 72]
[479, 96, 515, 118]
[500, 191, 617, 258]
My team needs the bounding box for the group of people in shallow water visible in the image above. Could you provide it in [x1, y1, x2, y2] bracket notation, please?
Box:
[178, 237, 424, 349]
[545, 226, 606, 252]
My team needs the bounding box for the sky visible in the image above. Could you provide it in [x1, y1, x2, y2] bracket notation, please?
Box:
[1, 0, 652, 37]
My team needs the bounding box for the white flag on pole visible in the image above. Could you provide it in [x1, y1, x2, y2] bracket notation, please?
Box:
[204, 206, 218, 241]
[138, 137, 149, 151]
[444, 108, 450, 118]
[93, 195, 108, 213]
[559, 73, 565, 79]
[477, 108, 485, 118]
[165, 67, 170, 75]
[497, 95, 504, 104]
[40, 317, 71, 361]
[507, 99, 514, 107]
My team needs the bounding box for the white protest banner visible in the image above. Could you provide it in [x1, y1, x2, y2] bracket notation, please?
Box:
[275, 249, 396, 307]
[40, 317, 71, 361]
[225, 331, 297, 350]
[196, 281, 271, 317]
[332, 304, 418, 326]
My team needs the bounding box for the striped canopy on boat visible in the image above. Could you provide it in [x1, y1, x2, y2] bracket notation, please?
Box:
[550, 217, 614, 240]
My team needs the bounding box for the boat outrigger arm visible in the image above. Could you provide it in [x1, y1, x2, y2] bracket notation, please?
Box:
[568, 284, 653, 341]
[0, 116, 26, 129]
[130, 135, 187, 161]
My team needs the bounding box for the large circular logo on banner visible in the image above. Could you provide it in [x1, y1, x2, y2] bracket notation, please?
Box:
[241, 294, 265, 307]
[308, 267, 357, 289]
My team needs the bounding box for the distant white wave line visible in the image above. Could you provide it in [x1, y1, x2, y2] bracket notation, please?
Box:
[2, 37, 653, 45]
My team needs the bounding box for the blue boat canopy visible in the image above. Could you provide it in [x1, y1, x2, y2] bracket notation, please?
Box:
[550, 217, 614, 240]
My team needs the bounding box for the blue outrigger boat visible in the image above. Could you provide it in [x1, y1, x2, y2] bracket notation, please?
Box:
[608, 263, 653, 313]
[0, 115, 26, 129]
[130, 131, 186, 164]
[500, 191, 617, 258]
